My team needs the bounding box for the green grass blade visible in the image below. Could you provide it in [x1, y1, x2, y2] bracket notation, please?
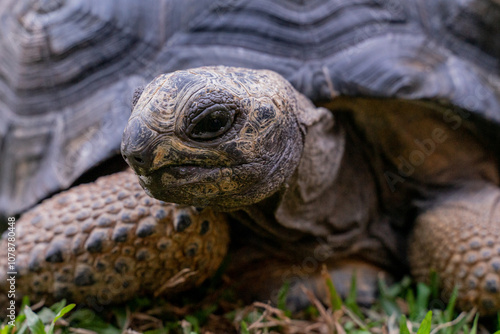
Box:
[24, 307, 46, 334]
[383, 276, 412, 298]
[277, 281, 290, 312]
[184, 315, 200, 333]
[67, 308, 121, 334]
[469, 314, 479, 334]
[16, 314, 29, 334]
[54, 304, 75, 323]
[445, 287, 458, 323]
[321, 265, 342, 311]
[416, 283, 431, 317]
[378, 276, 409, 316]
[240, 321, 250, 334]
[49, 300, 67, 315]
[47, 304, 75, 334]
[20, 296, 30, 310]
[399, 315, 411, 334]
[430, 271, 440, 300]
[345, 273, 363, 319]
[407, 289, 416, 320]
[416, 311, 432, 334]
[112, 307, 128, 329]
[191, 304, 217, 326]
[1, 325, 13, 334]
[143, 330, 170, 334]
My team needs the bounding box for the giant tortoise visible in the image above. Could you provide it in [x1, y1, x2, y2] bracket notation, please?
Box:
[1, 0, 500, 316]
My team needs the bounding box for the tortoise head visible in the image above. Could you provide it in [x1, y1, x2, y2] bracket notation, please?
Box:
[121, 66, 305, 211]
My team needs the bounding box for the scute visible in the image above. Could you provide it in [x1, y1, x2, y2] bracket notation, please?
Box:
[0, 0, 213, 215]
[430, 0, 500, 62]
[1, 0, 499, 217]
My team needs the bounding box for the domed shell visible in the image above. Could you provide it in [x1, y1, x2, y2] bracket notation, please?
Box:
[1, 0, 499, 215]
[0, 0, 211, 215]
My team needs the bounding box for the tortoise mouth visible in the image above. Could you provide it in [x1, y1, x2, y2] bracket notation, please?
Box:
[135, 161, 250, 206]
[155, 164, 222, 180]
[143, 162, 239, 189]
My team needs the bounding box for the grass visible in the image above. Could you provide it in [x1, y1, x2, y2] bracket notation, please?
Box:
[2, 270, 500, 334]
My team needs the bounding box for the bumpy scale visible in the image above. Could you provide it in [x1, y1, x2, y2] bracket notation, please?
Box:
[410, 184, 500, 314]
[0, 170, 229, 309]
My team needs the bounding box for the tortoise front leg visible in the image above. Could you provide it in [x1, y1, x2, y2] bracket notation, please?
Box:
[409, 183, 500, 315]
[0, 169, 229, 310]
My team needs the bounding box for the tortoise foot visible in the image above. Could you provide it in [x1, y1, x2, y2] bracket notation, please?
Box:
[410, 183, 500, 315]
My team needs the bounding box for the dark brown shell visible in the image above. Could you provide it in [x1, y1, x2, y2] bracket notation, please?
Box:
[1, 0, 499, 215]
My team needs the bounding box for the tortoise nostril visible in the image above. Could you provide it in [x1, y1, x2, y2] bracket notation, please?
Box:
[132, 156, 145, 164]
[122, 151, 148, 167]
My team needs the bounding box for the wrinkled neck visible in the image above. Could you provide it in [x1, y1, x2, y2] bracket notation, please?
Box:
[274, 118, 377, 237]
[231, 111, 405, 268]
[231, 108, 353, 241]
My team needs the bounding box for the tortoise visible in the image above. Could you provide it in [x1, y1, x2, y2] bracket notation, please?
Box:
[121, 65, 500, 315]
[1, 0, 500, 316]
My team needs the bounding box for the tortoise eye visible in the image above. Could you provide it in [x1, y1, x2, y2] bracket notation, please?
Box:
[187, 106, 235, 140]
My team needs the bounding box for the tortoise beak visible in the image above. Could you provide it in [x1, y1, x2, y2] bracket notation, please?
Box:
[121, 117, 158, 175]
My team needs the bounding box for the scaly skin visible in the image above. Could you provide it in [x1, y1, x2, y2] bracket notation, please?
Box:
[410, 183, 500, 315]
[0, 169, 229, 309]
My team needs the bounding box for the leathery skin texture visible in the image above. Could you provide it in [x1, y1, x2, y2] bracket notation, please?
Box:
[0, 169, 229, 309]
